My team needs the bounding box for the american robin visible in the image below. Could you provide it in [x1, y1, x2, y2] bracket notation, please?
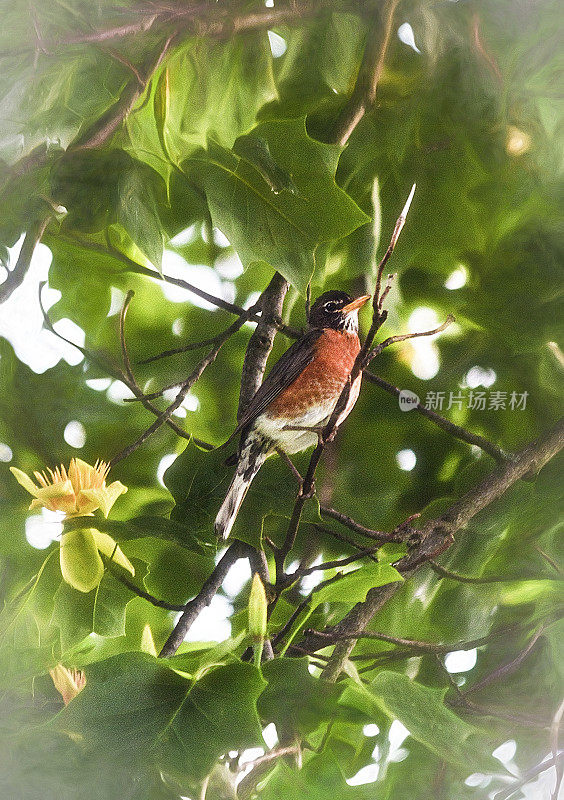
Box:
[215, 290, 371, 539]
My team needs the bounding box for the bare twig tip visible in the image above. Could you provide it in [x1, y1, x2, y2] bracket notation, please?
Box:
[401, 183, 416, 219]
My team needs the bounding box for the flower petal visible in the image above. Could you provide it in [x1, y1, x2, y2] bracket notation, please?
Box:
[80, 481, 127, 518]
[35, 481, 77, 514]
[91, 530, 135, 576]
[10, 467, 40, 497]
[60, 528, 104, 593]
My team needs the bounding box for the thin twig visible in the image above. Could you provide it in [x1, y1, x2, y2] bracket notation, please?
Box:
[110, 312, 249, 465]
[50, 231, 300, 337]
[0, 1, 326, 57]
[428, 560, 562, 584]
[115, 290, 212, 447]
[270, 574, 344, 651]
[463, 624, 547, 696]
[366, 315, 455, 363]
[535, 546, 563, 576]
[319, 506, 403, 542]
[438, 656, 548, 730]
[492, 754, 564, 800]
[102, 557, 185, 611]
[72, 33, 175, 151]
[239, 744, 301, 772]
[291, 547, 380, 579]
[307, 616, 563, 655]
[363, 371, 509, 463]
[312, 523, 380, 563]
[39, 282, 204, 447]
[138, 336, 225, 364]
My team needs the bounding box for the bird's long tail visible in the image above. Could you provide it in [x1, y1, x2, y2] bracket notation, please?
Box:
[214, 434, 270, 540]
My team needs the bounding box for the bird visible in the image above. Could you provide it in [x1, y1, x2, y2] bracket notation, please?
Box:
[214, 290, 371, 539]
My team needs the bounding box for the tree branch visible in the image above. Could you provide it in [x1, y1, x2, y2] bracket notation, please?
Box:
[332, 0, 401, 146]
[0, 1, 328, 57]
[306, 614, 562, 656]
[72, 32, 175, 151]
[312, 523, 380, 563]
[159, 541, 247, 658]
[493, 754, 564, 800]
[363, 371, 509, 462]
[237, 273, 289, 419]
[109, 309, 250, 466]
[428, 560, 562, 585]
[463, 624, 548, 696]
[318, 505, 406, 542]
[302, 416, 564, 679]
[0, 218, 48, 303]
[49, 228, 300, 339]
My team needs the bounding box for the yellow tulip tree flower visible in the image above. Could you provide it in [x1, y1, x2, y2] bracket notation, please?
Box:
[11, 458, 133, 593]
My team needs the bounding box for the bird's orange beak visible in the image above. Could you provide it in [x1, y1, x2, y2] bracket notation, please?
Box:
[342, 294, 371, 314]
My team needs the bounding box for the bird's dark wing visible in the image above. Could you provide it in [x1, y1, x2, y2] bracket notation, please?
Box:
[226, 328, 323, 444]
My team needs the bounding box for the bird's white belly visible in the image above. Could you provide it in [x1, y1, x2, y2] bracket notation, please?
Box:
[254, 396, 338, 454]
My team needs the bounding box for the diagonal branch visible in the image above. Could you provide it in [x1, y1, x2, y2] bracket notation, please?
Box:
[363, 371, 509, 463]
[301, 416, 564, 679]
[332, 0, 401, 146]
[319, 505, 407, 542]
[102, 556, 185, 611]
[428, 560, 562, 585]
[159, 540, 247, 658]
[306, 613, 562, 656]
[0, 217, 48, 303]
[72, 32, 175, 151]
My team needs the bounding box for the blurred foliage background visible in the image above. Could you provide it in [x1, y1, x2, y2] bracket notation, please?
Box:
[0, 0, 562, 798]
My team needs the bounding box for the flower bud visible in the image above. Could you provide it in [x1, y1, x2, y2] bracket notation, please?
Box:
[50, 664, 86, 705]
[248, 573, 268, 643]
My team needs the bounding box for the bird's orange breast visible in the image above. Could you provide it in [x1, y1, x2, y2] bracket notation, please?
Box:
[265, 329, 361, 418]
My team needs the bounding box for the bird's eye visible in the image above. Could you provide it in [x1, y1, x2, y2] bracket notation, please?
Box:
[324, 301, 338, 312]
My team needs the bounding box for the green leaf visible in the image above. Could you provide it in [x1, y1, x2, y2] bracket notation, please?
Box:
[153, 34, 276, 160]
[52, 653, 265, 781]
[165, 439, 320, 549]
[51, 150, 165, 270]
[185, 118, 369, 292]
[51, 571, 132, 651]
[260, 752, 373, 800]
[159, 660, 266, 781]
[259, 657, 343, 735]
[312, 563, 403, 608]
[367, 671, 498, 772]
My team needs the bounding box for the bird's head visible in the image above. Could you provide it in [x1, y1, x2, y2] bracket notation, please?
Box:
[308, 290, 371, 333]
